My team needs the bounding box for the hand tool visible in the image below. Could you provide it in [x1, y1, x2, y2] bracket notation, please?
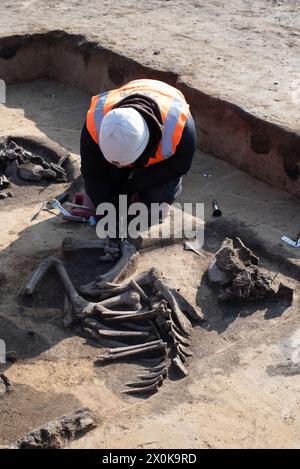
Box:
[31, 197, 97, 226]
[281, 234, 300, 248]
[212, 199, 222, 217]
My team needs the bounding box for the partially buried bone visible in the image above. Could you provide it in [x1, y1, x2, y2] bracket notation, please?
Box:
[123, 381, 160, 395]
[104, 304, 168, 323]
[125, 376, 163, 387]
[97, 291, 141, 311]
[22, 256, 105, 319]
[108, 339, 163, 354]
[153, 278, 192, 336]
[0, 191, 13, 199]
[172, 355, 188, 376]
[79, 241, 138, 296]
[63, 237, 113, 252]
[18, 163, 57, 181]
[138, 368, 168, 380]
[97, 341, 166, 364]
[82, 317, 149, 338]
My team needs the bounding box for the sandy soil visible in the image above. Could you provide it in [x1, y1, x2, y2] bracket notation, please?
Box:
[0, 0, 299, 133]
[0, 79, 299, 448]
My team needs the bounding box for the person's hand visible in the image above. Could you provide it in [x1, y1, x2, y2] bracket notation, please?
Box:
[70, 192, 96, 217]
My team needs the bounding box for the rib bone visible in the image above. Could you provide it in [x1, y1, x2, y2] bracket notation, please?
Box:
[126, 376, 163, 387]
[123, 381, 160, 395]
[153, 279, 192, 336]
[172, 355, 188, 377]
[108, 339, 163, 354]
[97, 342, 166, 364]
[138, 368, 167, 380]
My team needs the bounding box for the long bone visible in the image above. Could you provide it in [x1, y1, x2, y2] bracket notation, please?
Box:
[78, 279, 145, 300]
[21, 256, 117, 320]
[82, 317, 149, 339]
[97, 291, 141, 311]
[79, 266, 159, 299]
[82, 327, 128, 348]
[108, 339, 163, 354]
[171, 289, 204, 322]
[79, 241, 138, 296]
[62, 237, 119, 255]
[104, 306, 167, 323]
[96, 342, 166, 364]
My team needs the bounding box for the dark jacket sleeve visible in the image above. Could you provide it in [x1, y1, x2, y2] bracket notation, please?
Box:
[80, 122, 115, 206]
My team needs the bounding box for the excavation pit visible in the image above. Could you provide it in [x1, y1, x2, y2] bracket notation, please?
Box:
[0, 30, 299, 198]
[0, 29, 299, 449]
[0, 135, 74, 205]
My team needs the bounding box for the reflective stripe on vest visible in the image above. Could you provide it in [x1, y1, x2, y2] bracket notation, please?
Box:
[86, 79, 190, 166]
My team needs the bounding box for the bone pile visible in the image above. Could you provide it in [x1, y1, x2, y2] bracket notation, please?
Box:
[0, 140, 67, 196]
[0, 174, 12, 199]
[208, 237, 293, 303]
[9, 407, 96, 449]
[21, 238, 201, 396]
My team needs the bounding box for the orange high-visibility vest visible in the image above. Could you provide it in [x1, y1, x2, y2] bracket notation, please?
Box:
[86, 79, 190, 167]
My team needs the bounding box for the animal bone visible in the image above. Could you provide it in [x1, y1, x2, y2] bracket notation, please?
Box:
[82, 317, 149, 338]
[18, 163, 57, 181]
[177, 343, 193, 358]
[22, 256, 58, 295]
[129, 279, 148, 302]
[169, 323, 191, 346]
[49, 162, 67, 181]
[123, 381, 160, 395]
[138, 368, 168, 380]
[98, 240, 138, 282]
[22, 256, 104, 319]
[172, 355, 188, 376]
[100, 309, 142, 318]
[143, 363, 167, 373]
[176, 346, 187, 363]
[79, 242, 139, 296]
[63, 294, 74, 327]
[82, 327, 128, 348]
[97, 291, 141, 311]
[0, 374, 11, 397]
[62, 237, 112, 252]
[125, 376, 163, 387]
[119, 321, 153, 332]
[97, 342, 166, 364]
[104, 306, 167, 323]
[0, 174, 10, 189]
[79, 240, 139, 296]
[10, 407, 95, 449]
[171, 289, 203, 322]
[108, 339, 163, 354]
[0, 191, 13, 199]
[153, 279, 192, 336]
[99, 329, 149, 338]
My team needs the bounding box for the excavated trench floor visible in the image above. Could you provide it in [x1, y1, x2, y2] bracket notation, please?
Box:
[0, 79, 300, 448]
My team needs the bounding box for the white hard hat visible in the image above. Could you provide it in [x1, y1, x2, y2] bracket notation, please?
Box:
[99, 107, 150, 166]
